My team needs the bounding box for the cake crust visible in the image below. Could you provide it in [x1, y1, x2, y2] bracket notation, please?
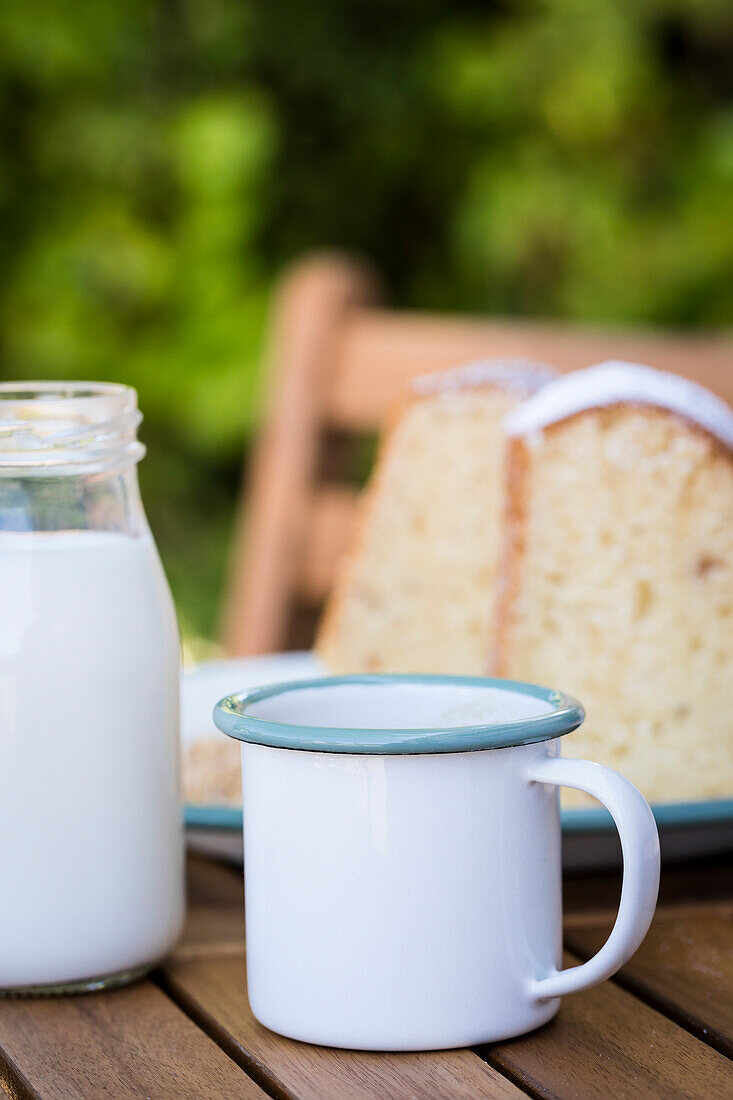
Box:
[316, 359, 555, 673]
[492, 433, 530, 679]
[496, 395, 733, 803]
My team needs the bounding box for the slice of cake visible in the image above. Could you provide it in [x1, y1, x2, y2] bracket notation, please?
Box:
[498, 361, 733, 803]
[316, 360, 556, 674]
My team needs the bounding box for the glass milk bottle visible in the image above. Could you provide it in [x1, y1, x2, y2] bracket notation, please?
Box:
[0, 382, 184, 994]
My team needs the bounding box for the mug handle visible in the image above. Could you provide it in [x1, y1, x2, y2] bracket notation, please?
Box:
[527, 755, 660, 1001]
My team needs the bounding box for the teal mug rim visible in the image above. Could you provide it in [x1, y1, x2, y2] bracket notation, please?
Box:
[213, 673, 585, 755]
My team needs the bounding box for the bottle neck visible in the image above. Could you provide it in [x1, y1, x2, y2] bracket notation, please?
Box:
[0, 464, 148, 537]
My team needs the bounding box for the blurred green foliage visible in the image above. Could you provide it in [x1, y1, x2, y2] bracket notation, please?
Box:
[1, 0, 731, 641]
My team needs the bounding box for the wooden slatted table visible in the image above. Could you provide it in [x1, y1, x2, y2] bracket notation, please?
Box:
[1, 854, 731, 1099]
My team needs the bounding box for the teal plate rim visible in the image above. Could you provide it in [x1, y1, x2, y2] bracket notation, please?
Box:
[185, 797, 733, 834]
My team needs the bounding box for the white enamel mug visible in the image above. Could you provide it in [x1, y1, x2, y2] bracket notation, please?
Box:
[214, 675, 660, 1051]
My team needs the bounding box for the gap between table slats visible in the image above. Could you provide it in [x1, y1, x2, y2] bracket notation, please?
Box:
[173, 857, 539, 1097]
[477, 950, 733, 1100]
[564, 907, 733, 1059]
[0, 978, 269, 1100]
[0, 1050, 36, 1100]
[158, 958, 532, 1100]
[158, 946, 733, 1100]
[178, 855, 733, 1091]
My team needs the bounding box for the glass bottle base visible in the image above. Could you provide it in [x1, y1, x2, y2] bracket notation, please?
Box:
[0, 962, 152, 998]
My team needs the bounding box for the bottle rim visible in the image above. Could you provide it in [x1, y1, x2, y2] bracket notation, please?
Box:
[0, 381, 145, 476]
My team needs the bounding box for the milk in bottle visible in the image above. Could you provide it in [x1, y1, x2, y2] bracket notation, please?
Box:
[0, 383, 184, 993]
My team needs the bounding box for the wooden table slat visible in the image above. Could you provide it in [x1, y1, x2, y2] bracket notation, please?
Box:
[562, 858, 733, 922]
[185, 856, 246, 909]
[2, 856, 731, 1098]
[178, 856, 246, 956]
[565, 909, 733, 1057]
[162, 955, 526, 1100]
[0, 979, 267, 1100]
[484, 951, 733, 1100]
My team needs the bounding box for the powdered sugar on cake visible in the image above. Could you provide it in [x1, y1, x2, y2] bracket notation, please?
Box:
[504, 361, 733, 449]
[411, 359, 556, 398]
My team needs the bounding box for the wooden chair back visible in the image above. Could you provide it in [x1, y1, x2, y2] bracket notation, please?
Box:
[222, 253, 733, 655]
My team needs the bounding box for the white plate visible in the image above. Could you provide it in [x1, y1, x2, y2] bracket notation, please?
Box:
[182, 653, 733, 869]
[182, 651, 326, 862]
[182, 650, 326, 751]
